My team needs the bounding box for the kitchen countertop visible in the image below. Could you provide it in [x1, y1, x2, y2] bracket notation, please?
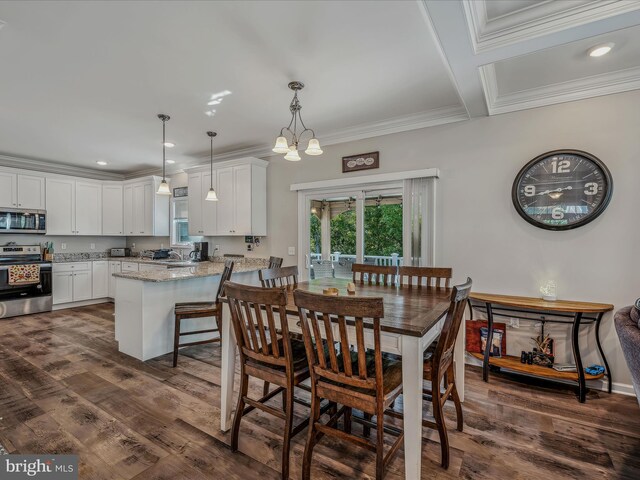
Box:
[113, 259, 268, 282]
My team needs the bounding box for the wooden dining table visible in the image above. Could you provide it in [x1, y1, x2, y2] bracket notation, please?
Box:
[219, 277, 460, 480]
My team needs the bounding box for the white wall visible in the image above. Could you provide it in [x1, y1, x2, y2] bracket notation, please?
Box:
[256, 89, 640, 391]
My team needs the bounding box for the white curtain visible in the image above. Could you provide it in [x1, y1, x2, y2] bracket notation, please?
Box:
[403, 177, 436, 266]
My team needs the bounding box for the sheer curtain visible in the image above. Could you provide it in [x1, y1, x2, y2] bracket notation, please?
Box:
[403, 177, 436, 266]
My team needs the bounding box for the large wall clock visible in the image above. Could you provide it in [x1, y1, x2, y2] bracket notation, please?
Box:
[512, 150, 613, 231]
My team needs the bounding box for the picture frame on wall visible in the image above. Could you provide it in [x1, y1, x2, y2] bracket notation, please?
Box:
[342, 151, 379, 173]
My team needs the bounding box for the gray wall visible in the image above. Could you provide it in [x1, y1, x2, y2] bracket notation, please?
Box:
[1, 234, 125, 254]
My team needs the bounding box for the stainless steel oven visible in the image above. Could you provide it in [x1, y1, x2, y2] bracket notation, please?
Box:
[0, 208, 47, 234]
[0, 245, 52, 318]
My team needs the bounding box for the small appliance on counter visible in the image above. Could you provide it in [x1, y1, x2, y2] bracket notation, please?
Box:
[109, 248, 131, 257]
[140, 249, 172, 260]
[0, 245, 52, 318]
[189, 242, 209, 262]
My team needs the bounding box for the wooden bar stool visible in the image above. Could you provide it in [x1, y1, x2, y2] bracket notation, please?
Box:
[294, 290, 405, 480]
[226, 282, 314, 480]
[172, 260, 234, 367]
[422, 277, 471, 469]
[268, 256, 284, 269]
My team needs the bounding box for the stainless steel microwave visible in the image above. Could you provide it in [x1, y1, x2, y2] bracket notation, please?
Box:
[0, 208, 47, 234]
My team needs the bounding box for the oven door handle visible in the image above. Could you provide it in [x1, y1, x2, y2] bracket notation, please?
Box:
[0, 264, 51, 271]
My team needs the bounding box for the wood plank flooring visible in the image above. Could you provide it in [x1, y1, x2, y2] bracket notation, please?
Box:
[0, 304, 638, 479]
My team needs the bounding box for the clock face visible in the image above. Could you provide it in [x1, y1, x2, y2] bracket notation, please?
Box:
[512, 150, 613, 231]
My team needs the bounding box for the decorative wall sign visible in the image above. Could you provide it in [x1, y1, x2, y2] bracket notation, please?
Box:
[342, 151, 379, 173]
[512, 150, 613, 231]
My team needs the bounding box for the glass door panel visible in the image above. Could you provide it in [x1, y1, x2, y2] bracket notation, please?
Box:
[363, 190, 403, 267]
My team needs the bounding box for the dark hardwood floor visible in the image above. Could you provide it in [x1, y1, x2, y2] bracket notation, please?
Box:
[0, 304, 638, 479]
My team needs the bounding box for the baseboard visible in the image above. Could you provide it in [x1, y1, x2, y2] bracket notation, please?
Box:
[465, 354, 637, 398]
[52, 298, 112, 310]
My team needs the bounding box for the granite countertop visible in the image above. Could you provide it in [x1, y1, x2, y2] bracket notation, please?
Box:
[113, 259, 268, 282]
[54, 254, 263, 266]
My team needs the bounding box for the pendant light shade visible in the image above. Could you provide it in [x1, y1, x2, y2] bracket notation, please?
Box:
[205, 131, 219, 201]
[156, 114, 172, 196]
[272, 136, 289, 154]
[305, 138, 323, 156]
[284, 146, 301, 161]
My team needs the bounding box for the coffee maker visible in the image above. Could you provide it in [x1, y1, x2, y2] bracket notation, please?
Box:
[189, 242, 209, 262]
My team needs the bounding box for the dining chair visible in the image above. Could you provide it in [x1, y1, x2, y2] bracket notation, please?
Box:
[172, 260, 234, 367]
[333, 258, 355, 279]
[294, 290, 404, 480]
[422, 277, 472, 469]
[310, 260, 334, 280]
[268, 256, 284, 269]
[225, 281, 312, 480]
[259, 265, 298, 289]
[398, 266, 452, 288]
[351, 263, 397, 286]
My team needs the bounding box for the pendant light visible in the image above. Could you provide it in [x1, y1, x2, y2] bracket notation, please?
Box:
[272, 81, 323, 161]
[205, 131, 218, 201]
[156, 114, 172, 195]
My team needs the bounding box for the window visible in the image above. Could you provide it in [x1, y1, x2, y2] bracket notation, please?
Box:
[171, 197, 202, 247]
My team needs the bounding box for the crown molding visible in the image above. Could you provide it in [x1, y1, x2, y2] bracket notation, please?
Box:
[463, 0, 640, 53]
[0, 153, 125, 181]
[480, 63, 640, 115]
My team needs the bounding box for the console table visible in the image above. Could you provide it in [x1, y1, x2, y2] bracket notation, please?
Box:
[468, 293, 614, 403]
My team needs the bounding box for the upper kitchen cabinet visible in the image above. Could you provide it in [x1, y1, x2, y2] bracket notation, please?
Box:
[46, 178, 102, 235]
[123, 176, 169, 236]
[0, 170, 45, 210]
[102, 183, 124, 235]
[186, 158, 267, 237]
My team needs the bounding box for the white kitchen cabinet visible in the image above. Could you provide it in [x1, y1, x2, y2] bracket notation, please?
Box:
[52, 262, 93, 304]
[75, 181, 102, 235]
[211, 159, 267, 236]
[124, 176, 169, 236]
[0, 172, 17, 208]
[188, 171, 217, 236]
[102, 183, 124, 235]
[17, 175, 45, 210]
[92, 261, 109, 298]
[138, 264, 166, 272]
[188, 172, 204, 235]
[108, 261, 121, 298]
[46, 178, 75, 235]
[121, 262, 139, 272]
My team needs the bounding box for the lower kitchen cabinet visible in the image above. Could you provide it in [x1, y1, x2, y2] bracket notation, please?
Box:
[52, 262, 93, 304]
[108, 261, 121, 298]
[92, 261, 109, 298]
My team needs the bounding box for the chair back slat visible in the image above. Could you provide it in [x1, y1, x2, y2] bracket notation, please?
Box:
[294, 290, 384, 393]
[268, 256, 283, 269]
[432, 278, 472, 375]
[225, 282, 293, 369]
[351, 263, 397, 286]
[215, 260, 235, 301]
[259, 266, 299, 289]
[398, 266, 452, 289]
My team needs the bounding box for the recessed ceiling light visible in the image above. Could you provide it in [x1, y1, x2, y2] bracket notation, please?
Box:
[205, 110, 216, 117]
[96, 161, 108, 166]
[208, 99, 222, 106]
[209, 90, 232, 101]
[163, 142, 175, 148]
[166, 159, 175, 164]
[588, 43, 614, 57]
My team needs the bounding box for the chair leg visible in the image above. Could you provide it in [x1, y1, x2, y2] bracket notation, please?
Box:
[172, 315, 181, 368]
[302, 394, 321, 480]
[375, 409, 385, 479]
[448, 365, 463, 432]
[281, 386, 294, 480]
[263, 381, 270, 398]
[231, 371, 249, 453]
[363, 413, 371, 438]
[215, 314, 222, 343]
[344, 407, 352, 434]
[432, 377, 450, 469]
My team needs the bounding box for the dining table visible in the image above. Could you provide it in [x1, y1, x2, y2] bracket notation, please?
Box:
[219, 277, 463, 480]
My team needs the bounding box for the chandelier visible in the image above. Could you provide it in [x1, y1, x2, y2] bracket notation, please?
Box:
[272, 81, 323, 161]
[156, 114, 171, 195]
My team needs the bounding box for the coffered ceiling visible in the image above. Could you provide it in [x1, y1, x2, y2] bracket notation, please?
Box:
[0, 0, 639, 178]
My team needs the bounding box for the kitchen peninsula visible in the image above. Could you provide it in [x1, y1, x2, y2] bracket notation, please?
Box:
[113, 258, 267, 361]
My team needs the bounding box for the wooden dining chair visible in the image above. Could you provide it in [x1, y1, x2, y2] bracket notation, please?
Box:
[268, 256, 284, 269]
[226, 281, 312, 480]
[172, 260, 234, 367]
[398, 266, 452, 289]
[259, 266, 298, 289]
[422, 277, 472, 469]
[351, 263, 397, 286]
[294, 290, 404, 480]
